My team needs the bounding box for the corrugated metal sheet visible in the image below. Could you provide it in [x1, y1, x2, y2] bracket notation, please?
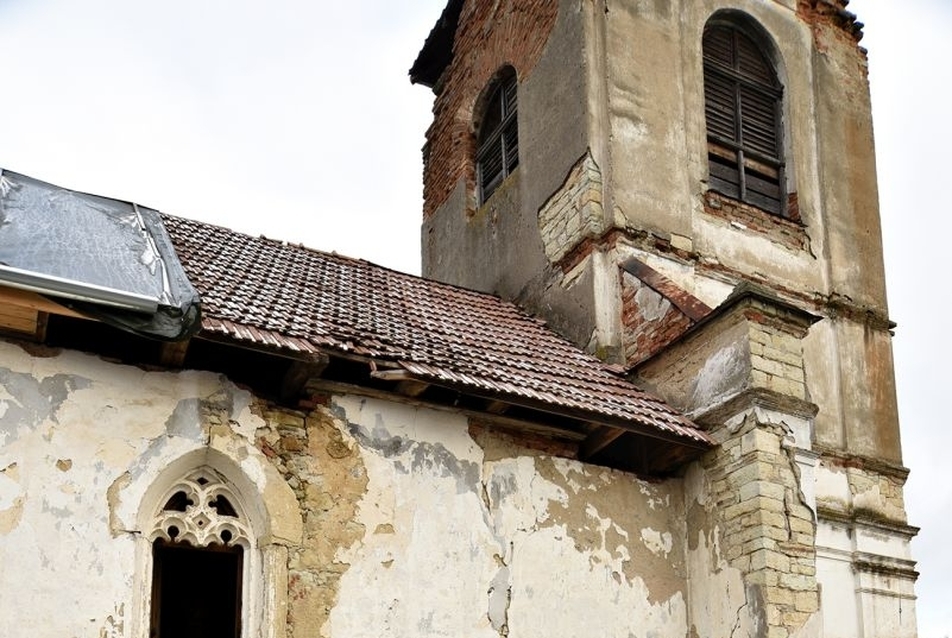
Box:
[164, 215, 712, 447]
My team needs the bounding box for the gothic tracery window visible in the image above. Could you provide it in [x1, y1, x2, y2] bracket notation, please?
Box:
[703, 20, 786, 216]
[149, 469, 250, 638]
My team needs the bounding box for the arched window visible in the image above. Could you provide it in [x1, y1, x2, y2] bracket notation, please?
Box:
[476, 67, 519, 205]
[703, 21, 786, 216]
[149, 468, 251, 638]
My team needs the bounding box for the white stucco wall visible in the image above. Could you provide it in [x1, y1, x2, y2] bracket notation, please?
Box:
[0, 339, 694, 638]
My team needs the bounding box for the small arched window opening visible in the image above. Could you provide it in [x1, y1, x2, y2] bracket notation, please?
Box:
[703, 21, 787, 216]
[476, 67, 519, 205]
[149, 469, 251, 638]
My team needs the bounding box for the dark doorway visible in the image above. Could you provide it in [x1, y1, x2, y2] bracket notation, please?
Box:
[151, 541, 243, 638]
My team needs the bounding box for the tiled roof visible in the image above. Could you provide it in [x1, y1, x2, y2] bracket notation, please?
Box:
[163, 214, 712, 448]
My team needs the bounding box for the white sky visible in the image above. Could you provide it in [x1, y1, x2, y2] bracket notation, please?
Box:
[0, 1, 948, 635]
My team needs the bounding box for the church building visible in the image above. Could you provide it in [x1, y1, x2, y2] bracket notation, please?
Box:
[0, 1, 917, 637]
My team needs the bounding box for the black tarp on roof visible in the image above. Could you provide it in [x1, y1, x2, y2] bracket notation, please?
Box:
[0, 169, 200, 340]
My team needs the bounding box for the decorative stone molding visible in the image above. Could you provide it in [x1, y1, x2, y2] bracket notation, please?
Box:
[149, 468, 251, 549]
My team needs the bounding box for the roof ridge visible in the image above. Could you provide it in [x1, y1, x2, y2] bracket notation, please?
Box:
[161, 211, 541, 312]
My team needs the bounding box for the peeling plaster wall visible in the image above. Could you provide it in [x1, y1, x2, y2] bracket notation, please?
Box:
[1, 338, 697, 637]
[0, 339, 277, 636]
[324, 395, 689, 638]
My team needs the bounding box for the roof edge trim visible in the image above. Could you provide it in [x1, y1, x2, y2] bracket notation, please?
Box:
[0, 263, 159, 313]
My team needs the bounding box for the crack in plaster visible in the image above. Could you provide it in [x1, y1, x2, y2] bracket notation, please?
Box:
[729, 590, 749, 638]
[487, 548, 513, 636]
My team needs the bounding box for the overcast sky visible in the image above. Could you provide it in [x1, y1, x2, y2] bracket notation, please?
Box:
[0, 1, 948, 636]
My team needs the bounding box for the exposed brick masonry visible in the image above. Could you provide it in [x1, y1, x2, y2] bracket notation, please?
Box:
[746, 306, 810, 401]
[796, 0, 865, 48]
[703, 191, 808, 253]
[422, 0, 558, 217]
[255, 396, 368, 638]
[700, 298, 820, 638]
[621, 272, 695, 368]
[704, 414, 819, 638]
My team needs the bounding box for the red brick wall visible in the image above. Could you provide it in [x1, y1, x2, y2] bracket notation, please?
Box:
[703, 191, 808, 252]
[422, 0, 558, 218]
[621, 273, 695, 367]
[796, 0, 865, 49]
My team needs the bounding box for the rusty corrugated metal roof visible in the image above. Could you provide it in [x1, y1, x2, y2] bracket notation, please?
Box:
[163, 214, 712, 448]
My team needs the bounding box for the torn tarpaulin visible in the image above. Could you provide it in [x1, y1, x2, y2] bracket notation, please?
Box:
[0, 169, 200, 340]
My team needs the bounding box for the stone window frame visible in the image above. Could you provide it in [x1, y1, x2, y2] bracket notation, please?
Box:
[702, 14, 793, 219]
[475, 65, 520, 206]
[124, 447, 300, 638]
[149, 468, 249, 635]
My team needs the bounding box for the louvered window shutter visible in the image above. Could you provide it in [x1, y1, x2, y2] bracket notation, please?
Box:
[703, 25, 785, 215]
[477, 69, 519, 205]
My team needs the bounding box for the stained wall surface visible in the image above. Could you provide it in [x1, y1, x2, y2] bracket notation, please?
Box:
[420, 0, 900, 463]
[0, 337, 707, 637]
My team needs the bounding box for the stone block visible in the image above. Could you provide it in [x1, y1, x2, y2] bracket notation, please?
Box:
[765, 585, 794, 606]
[750, 548, 790, 572]
[760, 510, 790, 530]
[795, 592, 819, 613]
[742, 537, 779, 555]
[740, 430, 782, 457]
[783, 610, 810, 627]
[779, 572, 815, 591]
[739, 480, 786, 502]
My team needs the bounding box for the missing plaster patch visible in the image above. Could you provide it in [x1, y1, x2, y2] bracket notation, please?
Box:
[0, 464, 24, 535]
[0, 369, 92, 441]
[640, 527, 673, 557]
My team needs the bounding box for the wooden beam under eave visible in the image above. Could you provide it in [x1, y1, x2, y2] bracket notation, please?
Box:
[485, 400, 509, 414]
[369, 368, 430, 396]
[34, 311, 49, 342]
[280, 355, 330, 402]
[645, 441, 698, 474]
[396, 379, 430, 397]
[579, 425, 626, 461]
[0, 285, 87, 319]
[370, 369, 415, 382]
[160, 339, 191, 367]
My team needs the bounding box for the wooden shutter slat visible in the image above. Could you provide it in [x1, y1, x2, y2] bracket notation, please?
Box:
[705, 72, 736, 139]
[477, 69, 519, 204]
[704, 21, 786, 216]
[503, 118, 519, 171]
[746, 172, 781, 199]
[703, 27, 733, 66]
[736, 35, 773, 83]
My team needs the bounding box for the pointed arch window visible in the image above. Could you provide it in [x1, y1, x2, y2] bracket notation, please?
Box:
[476, 67, 519, 205]
[149, 469, 251, 638]
[703, 22, 786, 216]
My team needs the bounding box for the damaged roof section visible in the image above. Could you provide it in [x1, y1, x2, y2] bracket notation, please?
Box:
[0, 170, 200, 340]
[0, 166, 712, 473]
[165, 215, 714, 470]
[409, 0, 463, 87]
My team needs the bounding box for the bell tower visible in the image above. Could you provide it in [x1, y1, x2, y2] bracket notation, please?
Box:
[412, 1, 917, 637]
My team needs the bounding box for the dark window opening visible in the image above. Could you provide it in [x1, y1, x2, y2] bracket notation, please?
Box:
[476, 68, 519, 205]
[210, 495, 239, 518]
[703, 23, 786, 216]
[163, 490, 193, 513]
[151, 541, 243, 638]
